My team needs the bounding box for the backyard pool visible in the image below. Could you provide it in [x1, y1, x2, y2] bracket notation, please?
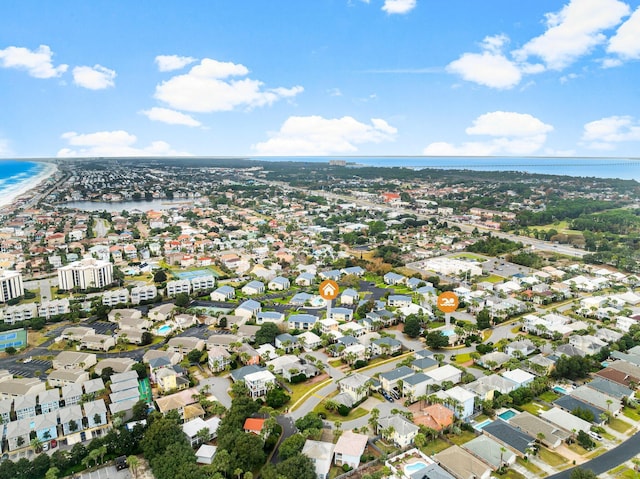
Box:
[441, 329, 455, 337]
[474, 419, 493, 430]
[499, 410, 517, 421]
[156, 325, 172, 335]
[553, 386, 568, 394]
[404, 462, 428, 475]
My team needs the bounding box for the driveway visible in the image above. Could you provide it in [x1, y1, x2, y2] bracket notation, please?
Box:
[197, 375, 232, 408]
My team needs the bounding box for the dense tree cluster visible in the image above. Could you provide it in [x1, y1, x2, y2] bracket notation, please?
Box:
[552, 356, 599, 381]
[467, 236, 522, 256]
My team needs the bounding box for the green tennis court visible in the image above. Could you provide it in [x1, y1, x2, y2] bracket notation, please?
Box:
[138, 378, 152, 404]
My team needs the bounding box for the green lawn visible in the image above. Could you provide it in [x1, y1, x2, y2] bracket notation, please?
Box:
[485, 274, 506, 283]
[287, 376, 332, 409]
[451, 252, 487, 261]
[609, 418, 632, 433]
[496, 468, 527, 479]
[622, 407, 640, 421]
[539, 391, 560, 403]
[419, 438, 451, 456]
[311, 403, 369, 422]
[538, 447, 568, 467]
[516, 458, 543, 475]
[567, 443, 590, 456]
[518, 402, 550, 415]
[447, 430, 477, 446]
[454, 353, 472, 364]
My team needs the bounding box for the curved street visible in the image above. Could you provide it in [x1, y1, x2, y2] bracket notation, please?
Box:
[547, 430, 640, 479]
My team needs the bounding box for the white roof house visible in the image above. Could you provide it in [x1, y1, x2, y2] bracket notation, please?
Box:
[540, 407, 591, 433]
[302, 440, 335, 479]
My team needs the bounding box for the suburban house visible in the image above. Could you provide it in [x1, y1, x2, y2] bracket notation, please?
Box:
[402, 373, 435, 401]
[425, 364, 462, 385]
[387, 295, 412, 308]
[383, 272, 406, 285]
[167, 337, 205, 357]
[256, 311, 285, 325]
[379, 366, 414, 393]
[287, 314, 318, 331]
[414, 403, 454, 431]
[210, 285, 235, 301]
[508, 411, 570, 449]
[241, 280, 265, 295]
[333, 430, 368, 469]
[482, 419, 536, 456]
[501, 369, 535, 389]
[337, 373, 371, 403]
[440, 386, 476, 419]
[244, 417, 266, 435]
[377, 415, 419, 447]
[302, 440, 335, 479]
[434, 445, 491, 479]
[268, 276, 290, 291]
[340, 289, 359, 305]
[244, 370, 277, 398]
[183, 416, 220, 446]
[208, 346, 231, 372]
[371, 337, 402, 356]
[53, 351, 97, 370]
[463, 436, 517, 470]
[235, 299, 262, 319]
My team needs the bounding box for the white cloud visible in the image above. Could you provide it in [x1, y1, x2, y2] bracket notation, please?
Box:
[446, 51, 522, 90]
[327, 88, 342, 96]
[465, 111, 554, 137]
[155, 54, 197, 72]
[607, 6, 640, 59]
[57, 130, 189, 157]
[253, 115, 397, 155]
[382, 0, 416, 14]
[424, 111, 553, 156]
[141, 107, 201, 127]
[513, 0, 630, 70]
[581, 115, 640, 149]
[0, 138, 9, 156]
[72, 65, 116, 90]
[154, 58, 303, 112]
[0, 44, 67, 78]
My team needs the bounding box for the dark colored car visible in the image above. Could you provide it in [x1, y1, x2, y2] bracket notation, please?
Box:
[115, 456, 128, 470]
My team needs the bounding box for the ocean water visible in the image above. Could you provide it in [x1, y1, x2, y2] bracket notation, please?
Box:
[256, 156, 640, 180]
[0, 160, 42, 188]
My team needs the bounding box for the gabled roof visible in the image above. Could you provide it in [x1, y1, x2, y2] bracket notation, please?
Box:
[244, 417, 265, 433]
[378, 414, 418, 437]
[482, 419, 535, 454]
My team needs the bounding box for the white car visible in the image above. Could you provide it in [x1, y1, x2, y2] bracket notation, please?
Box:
[588, 431, 603, 441]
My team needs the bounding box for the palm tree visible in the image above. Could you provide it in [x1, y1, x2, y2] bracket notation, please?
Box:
[234, 468, 243, 479]
[45, 467, 60, 479]
[127, 456, 139, 478]
[30, 437, 42, 453]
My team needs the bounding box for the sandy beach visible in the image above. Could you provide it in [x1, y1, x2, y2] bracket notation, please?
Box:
[0, 161, 59, 210]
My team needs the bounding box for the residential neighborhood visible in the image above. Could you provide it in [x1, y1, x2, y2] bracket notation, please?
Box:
[0, 159, 639, 479]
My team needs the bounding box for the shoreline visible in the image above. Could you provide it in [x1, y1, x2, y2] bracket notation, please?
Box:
[0, 161, 59, 210]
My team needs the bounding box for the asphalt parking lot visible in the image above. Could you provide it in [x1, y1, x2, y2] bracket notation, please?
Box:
[77, 465, 131, 479]
[91, 321, 118, 335]
[6, 358, 51, 379]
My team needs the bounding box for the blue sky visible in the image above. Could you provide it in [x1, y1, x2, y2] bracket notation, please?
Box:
[0, 0, 639, 158]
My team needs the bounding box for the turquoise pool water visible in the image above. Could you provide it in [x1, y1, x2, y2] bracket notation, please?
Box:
[404, 462, 428, 474]
[499, 410, 517, 421]
[475, 419, 493, 430]
[157, 325, 172, 334]
[553, 386, 567, 394]
[442, 329, 454, 336]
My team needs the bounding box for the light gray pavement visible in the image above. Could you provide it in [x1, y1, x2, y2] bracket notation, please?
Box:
[197, 375, 233, 408]
[24, 277, 57, 302]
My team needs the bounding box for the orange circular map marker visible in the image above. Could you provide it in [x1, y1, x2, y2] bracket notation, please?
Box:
[437, 291, 459, 313]
[319, 279, 339, 300]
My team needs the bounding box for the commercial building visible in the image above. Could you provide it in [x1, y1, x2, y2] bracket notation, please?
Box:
[0, 270, 24, 303]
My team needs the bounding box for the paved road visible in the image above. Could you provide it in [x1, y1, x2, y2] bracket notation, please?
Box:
[271, 415, 297, 464]
[547, 431, 640, 479]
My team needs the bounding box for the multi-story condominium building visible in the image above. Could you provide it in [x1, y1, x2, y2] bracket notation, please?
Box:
[38, 298, 70, 319]
[58, 258, 113, 291]
[191, 275, 215, 292]
[0, 270, 24, 303]
[244, 370, 276, 398]
[0, 303, 37, 324]
[102, 288, 129, 306]
[131, 285, 157, 304]
[166, 279, 191, 297]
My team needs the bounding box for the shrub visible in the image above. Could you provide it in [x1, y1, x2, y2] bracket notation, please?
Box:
[337, 405, 350, 417]
[342, 464, 352, 472]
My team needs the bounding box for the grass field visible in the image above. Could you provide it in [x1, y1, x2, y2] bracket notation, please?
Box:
[447, 430, 477, 445]
[609, 418, 632, 433]
[567, 443, 590, 456]
[453, 353, 472, 364]
[485, 274, 506, 283]
[451, 252, 487, 261]
[419, 438, 451, 456]
[516, 458, 543, 475]
[623, 407, 640, 421]
[539, 391, 561, 403]
[496, 469, 527, 479]
[518, 402, 550, 415]
[539, 447, 568, 467]
[312, 402, 369, 422]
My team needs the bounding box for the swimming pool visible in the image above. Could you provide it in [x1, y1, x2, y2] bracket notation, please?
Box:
[553, 386, 568, 394]
[499, 410, 517, 421]
[474, 419, 493, 430]
[404, 462, 428, 475]
[156, 325, 172, 335]
[441, 329, 455, 337]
